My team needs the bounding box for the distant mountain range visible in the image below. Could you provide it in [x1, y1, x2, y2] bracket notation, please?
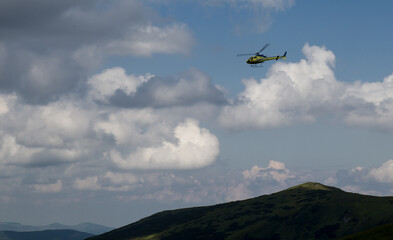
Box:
[87, 182, 393, 240]
[0, 229, 92, 240]
[0, 222, 112, 235]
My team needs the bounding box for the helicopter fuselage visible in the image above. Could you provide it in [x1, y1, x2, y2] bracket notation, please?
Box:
[237, 44, 287, 67]
[246, 54, 286, 64]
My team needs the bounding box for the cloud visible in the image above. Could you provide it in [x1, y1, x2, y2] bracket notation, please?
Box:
[225, 183, 252, 201]
[0, 0, 193, 104]
[0, 103, 220, 172]
[254, 0, 295, 10]
[243, 160, 295, 183]
[0, 133, 85, 168]
[0, 135, 42, 166]
[1, 50, 85, 104]
[72, 172, 140, 192]
[368, 160, 393, 183]
[33, 180, 63, 193]
[113, 159, 393, 204]
[199, 0, 295, 33]
[74, 176, 101, 191]
[106, 23, 194, 57]
[93, 108, 165, 148]
[202, 0, 294, 10]
[218, 160, 306, 201]
[110, 119, 220, 169]
[87, 67, 153, 104]
[327, 162, 393, 196]
[0, 67, 222, 173]
[12, 102, 91, 148]
[103, 170, 250, 203]
[237, 0, 295, 10]
[104, 68, 228, 108]
[220, 43, 393, 131]
[0, 97, 93, 168]
[342, 73, 393, 130]
[104, 172, 139, 185]
[333, 166, 369, 187]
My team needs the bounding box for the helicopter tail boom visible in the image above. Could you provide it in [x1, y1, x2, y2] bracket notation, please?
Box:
[276, 51, 287, 60]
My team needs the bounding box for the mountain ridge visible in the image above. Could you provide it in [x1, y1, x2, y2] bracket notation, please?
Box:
[87, 182, 393, 240]
[0, 222, 112, 235]
[0, 229, 92, 240]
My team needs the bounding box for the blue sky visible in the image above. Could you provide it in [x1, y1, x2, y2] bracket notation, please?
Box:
[1, 0, 393, 228]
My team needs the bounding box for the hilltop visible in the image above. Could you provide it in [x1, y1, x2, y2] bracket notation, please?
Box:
[87, 182, 393, 240]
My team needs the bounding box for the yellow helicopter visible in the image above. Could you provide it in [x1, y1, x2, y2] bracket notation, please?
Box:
[237, 43, 287, 67]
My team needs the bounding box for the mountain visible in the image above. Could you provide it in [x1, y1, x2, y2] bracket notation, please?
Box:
[0, 222, 112, 235]
[68, 223, 112, 235]
[0, 229, 92, 240]
[44, 223, 112, 235]
[87, 182, 393, 240]
[338, 222, 393, 240]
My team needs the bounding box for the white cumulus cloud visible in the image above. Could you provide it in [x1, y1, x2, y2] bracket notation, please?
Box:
[110, 119, 220, 169]
[343, 73, 393, 130]
[243, 160, 294, 183]
[0, 66, 222, 173]
[87, 67, 153, 103]
[0, 135, 42, 166]
[368, 160, 393, 183]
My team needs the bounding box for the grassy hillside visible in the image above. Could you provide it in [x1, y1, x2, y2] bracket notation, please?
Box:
[87, 182, 393, 240]
[0, 229, 92, 240]
[338, 222, 393, 240]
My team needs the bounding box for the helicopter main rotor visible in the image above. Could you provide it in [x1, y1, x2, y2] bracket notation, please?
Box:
[237, 43, 270, 57]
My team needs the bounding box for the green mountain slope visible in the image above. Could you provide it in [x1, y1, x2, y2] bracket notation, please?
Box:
[87, 182, 393, 240]
[338, 222, 393, 240]
[0, 229, 92, 240]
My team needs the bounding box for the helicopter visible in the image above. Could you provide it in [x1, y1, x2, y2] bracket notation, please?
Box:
[237, 43, 287, 67]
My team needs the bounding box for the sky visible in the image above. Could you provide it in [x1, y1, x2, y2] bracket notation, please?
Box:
[1, 0, 393, 228]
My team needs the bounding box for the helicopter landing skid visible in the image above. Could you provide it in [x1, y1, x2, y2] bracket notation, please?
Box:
[250, 63, 264, 68]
